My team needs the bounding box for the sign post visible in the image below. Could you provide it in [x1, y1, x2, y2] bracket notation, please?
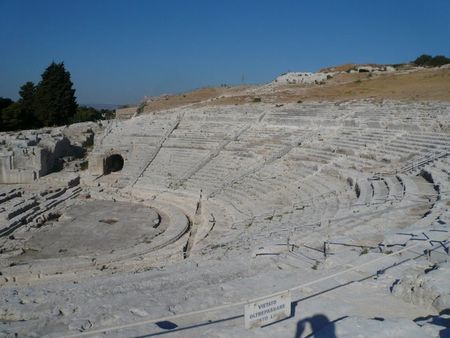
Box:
[244, 291, 291, 329]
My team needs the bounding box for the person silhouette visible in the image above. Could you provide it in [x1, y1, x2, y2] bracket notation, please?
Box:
[295, 314, 337, 338]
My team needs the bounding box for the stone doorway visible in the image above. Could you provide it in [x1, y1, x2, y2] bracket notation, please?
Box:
[104, 154, 124, 174]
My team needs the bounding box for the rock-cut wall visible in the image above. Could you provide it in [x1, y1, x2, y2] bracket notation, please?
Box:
[0, 129, 74, 184]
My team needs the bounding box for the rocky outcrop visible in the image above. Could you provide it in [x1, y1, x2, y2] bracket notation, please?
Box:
[392, 262, 450, 312]
[0, 124, 98, 184]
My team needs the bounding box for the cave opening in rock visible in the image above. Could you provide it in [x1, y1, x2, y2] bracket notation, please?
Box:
[104, 154, 124, 174]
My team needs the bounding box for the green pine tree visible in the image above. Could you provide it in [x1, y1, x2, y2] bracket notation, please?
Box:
[34, 62, 78, 126]
[1, 102, 22, 131]
[0, 97, 13, 112]
[18, 81, 37, 129]
[413, 54, 433, 66]
[0, 97, 14, 131]
[1, 83, 39, 131]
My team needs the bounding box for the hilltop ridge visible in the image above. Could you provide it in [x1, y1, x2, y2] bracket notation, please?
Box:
[116, 63, 450, 119]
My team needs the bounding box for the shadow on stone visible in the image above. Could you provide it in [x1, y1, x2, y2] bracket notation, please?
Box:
[414, 308, 450, 338]
[295, 314, 347, 338]
[155, 320, 178, 330]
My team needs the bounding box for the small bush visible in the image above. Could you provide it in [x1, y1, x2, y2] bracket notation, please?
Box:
[413, 54, 450, 67]
[311, 261, 319, 270]
[414, 54, 433, 66]
[360, 248, 369, 255]
[253, 97, 262, 103]
[429, 55, 450, 67]
[80, 161, 88, 171]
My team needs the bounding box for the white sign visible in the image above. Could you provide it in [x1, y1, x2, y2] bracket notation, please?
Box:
[244, 291, 291, 329]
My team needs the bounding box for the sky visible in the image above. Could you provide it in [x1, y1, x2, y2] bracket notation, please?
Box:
[1, 0, 449, 105]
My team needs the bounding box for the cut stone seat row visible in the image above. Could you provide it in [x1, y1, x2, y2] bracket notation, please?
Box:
[343, 154, 382, 170]
[375, 151, 405, 162]
[190, 164, 244, 180]
[132, 176, 172, 191]
[220, 189, 260, 217]
[371, 179, 390, 203]
[329, 135, 369, 145]
[164, 138, 223, 150]
[328, 135, 394, 147]
[224, 175, 288, 200]
[297, 146, 383, 171]
[0, 204, 40, 235]
[0, 196, 28, 217]
[388, 140, 446, 152]
[183, 114, 260, 124]
[347, 130, 399, 141]
[140, 148, 209, 181]
[355, 179, 375, 205]
[4, 198, 38, 221]
[426, 167, 450, 191]
[184, 152, 260, 185]
[397, 175, 437, 202]
[326, 129, 450, 155]
[184, 178, 222, 194]
[167, 132, 230, 143]
[182, 110, 262, 123]
[269, 110, 327, 117]
[402, 136, 450, 147]
[122, 131, 165, 139]
[264, 117, 321, 126]
[98, 115, 178, 147]
[301, 175, 339, 196]
[384, 176, 405, 200]
[378, 145, 416, 157]
[0, 185, 81, 237]
[173, 120, 241, 131]
[225, 142, 287, 156]
[170, 127, 236, 139]
[330, 140, 370, 151]
[202, 160, 320, 206]
[237, 128, 299, 140]
[293, 147, 335, 163]
[0, 189, 22, 204]
[353, 174, 408, 207]
[400, 150, 449, 174]
[180, 153, 263, 193]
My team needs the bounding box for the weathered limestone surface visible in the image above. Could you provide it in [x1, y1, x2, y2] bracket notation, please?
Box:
[0, 100, 449, 337]
[275, 71, 330, 85]
[0, 122, 96, 184]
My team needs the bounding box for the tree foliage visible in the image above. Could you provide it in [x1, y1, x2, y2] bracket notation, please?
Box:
[73, 107, 115, 123]
[0, 97, 13, 112]
[1, 62, 113, 132]
[429, 55, 450, 67]
[413, 54, 433, 66]
[18, 81, 37, 129]
[34, 62, 78, 126]
[414, 54, 450, 67]
[69, 106, 103, 123]
[0, 97, 14, 131]
[1, 102, 22, 131]
[0, 83, 37, 131]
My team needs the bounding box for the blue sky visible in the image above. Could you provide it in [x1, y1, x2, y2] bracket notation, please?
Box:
[1, 0, 449, 105]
